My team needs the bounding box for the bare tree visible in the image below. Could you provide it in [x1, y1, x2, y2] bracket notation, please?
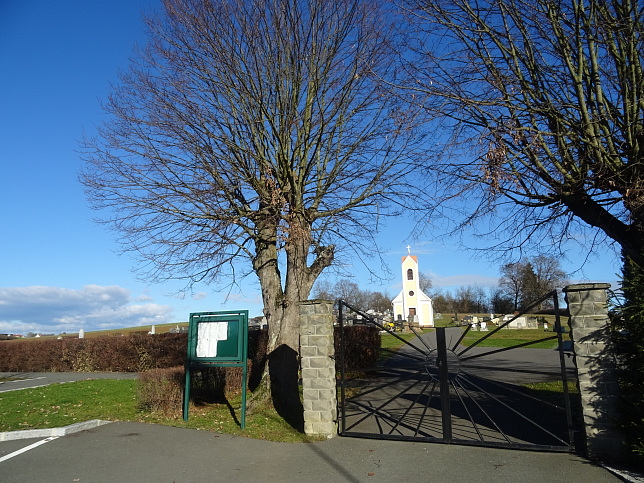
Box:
[429, 290, 455, 314]
[453, 285, 488, 313]
[403, 0, 644, 266]
[311, 279, 335, 301]
[81, 0, 424, 418]
[312, 278, 393, 313]
[419, 272, 433, 293]
[333, 279, 366, 307]
[527, 255, 569, 302]
[499, 256, 568, 311]
[499, 262, 529, 312]
[365, 290, 394, 313]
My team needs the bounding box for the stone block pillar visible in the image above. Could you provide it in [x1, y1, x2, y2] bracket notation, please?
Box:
[299, 299, 337, 438]
[563, 283, 623, 461]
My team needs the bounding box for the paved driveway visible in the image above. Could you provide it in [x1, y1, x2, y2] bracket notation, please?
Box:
[0, 421, 623, 483]
[341, 327, 579, 448]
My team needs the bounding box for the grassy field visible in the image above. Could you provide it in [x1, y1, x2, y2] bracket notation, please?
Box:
[380, 330, 428, 352]
[460, 328, 565, 349]
[380, 325, 567, 352]
[0, 379, 317, 442]
[10, 322, 191, 340]
[0, 380, 139, 431]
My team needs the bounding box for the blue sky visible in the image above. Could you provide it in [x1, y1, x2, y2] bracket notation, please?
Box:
[0, 0, 622, 335]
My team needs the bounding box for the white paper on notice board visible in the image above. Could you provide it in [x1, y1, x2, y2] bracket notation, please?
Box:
[196, 321, 229, 358]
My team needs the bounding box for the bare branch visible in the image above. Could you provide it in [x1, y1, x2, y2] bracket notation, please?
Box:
[401, 0, 644, 264]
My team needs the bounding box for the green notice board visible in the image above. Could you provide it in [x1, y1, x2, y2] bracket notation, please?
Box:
[183, 310, 248, 427]
[189, 314, 243, 362]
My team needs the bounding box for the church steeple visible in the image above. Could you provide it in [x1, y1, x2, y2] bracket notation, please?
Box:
[392, 247, 434, 327]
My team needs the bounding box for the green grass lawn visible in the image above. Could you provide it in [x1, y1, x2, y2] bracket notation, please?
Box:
[378, 329, 430, 362]
[0, 379, 139, 431]
[521, 380, 580, 410]
[0, 379, 318, 442]
[380, 330, 427, 352]
[523, 380, 578, 393]
[380, 327, 564, 352]
[460, 328, 564, 349]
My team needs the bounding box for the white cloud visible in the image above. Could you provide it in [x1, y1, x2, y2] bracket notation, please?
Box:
[0, 285, 174, 335]
[192, 292, 208, 301]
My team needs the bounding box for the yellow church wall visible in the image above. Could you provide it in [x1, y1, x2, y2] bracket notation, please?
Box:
[420, 304, 434, 327]
[392, 252, 434, 327]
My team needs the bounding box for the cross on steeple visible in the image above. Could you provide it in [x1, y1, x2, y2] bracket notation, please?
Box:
[407, 245, 411, 256]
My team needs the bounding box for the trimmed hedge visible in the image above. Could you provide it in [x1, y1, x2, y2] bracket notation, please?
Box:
[335, 325, 380, 371]
[138, 366, 185, 414]
[0, 325, 377, 377]
[139, 325, 380, 413]
[0, 333, 187, 372]
[138, 364, 252, 414]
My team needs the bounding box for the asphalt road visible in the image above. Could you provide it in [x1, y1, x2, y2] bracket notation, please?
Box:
[0, 372, 137, 393]
[341, 327, 582, 448]
[0, 421, 625, 483]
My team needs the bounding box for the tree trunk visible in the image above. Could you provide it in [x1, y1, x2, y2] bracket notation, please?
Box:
[249, 215, 334, 430]
[248, 220, 309, 430]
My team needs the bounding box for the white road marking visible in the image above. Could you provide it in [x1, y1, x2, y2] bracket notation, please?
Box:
[0, 377, 46, 385]
[0, 377, 71, 393]
[0, 436, 60, 463]
[0, 384, 51, 393]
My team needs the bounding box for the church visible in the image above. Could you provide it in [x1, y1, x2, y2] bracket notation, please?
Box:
[392, 247, 434, 327]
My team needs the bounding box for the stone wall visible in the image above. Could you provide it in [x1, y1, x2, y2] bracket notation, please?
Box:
[564, 283, 624, 461]
[299, 300, 337, 438]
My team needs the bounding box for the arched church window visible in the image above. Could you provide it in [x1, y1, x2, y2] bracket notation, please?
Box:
[407, 268, 413, 280]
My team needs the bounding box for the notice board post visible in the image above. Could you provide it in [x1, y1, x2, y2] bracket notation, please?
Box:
[183, 310, 249, 428]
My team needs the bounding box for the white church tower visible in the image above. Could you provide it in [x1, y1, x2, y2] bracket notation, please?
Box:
[392, 247, 434, 327]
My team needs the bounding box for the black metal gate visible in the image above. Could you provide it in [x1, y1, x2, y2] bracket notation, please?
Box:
[337, 292, 581, 452]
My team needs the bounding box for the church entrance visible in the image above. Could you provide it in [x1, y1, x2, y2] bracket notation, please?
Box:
[337, 294, 581, 453]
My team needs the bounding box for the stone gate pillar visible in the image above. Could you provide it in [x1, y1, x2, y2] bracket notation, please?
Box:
[299, 299, 336, 438]
[563, 283, 623, 461]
